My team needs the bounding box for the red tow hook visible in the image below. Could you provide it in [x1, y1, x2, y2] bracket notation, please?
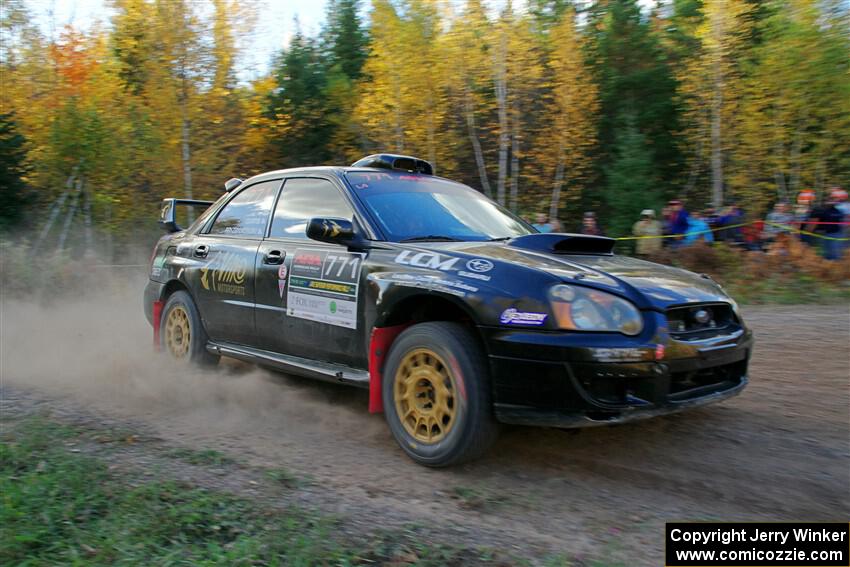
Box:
[152, 300, 164, 351]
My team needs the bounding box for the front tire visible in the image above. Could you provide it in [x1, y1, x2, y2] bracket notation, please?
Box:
[160, 290, 219, 366]
[382, 322, 497, 466]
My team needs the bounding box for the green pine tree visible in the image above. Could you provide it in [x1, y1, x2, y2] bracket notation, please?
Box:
[0, 113, 29, 229]
[589, 0, 683, 200]
[266, 28, 332, 167]
[604, 112, 661, 237]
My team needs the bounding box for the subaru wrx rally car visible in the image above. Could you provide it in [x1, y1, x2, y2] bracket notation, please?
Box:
[145, 154, 752, 466]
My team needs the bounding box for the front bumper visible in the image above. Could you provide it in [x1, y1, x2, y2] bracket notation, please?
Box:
[482, 314, 753, 428]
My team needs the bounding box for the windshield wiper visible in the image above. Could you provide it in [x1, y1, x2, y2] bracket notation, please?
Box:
[488, 236, 512, 242]
[399, 235, 464, 242]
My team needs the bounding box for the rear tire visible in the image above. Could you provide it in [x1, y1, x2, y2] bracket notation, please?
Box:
[160, 290, 219, 367]
[382, 322, 497, 467]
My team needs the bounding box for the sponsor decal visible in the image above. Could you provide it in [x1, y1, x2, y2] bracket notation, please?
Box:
[277, 259, 289, 298]
[151, 255, 166, 277]
[287, 249, 364, 329]
[200, 251, 249, 296]
[465, 258, 494, 273]
[394, 250, 460, 271]
[319, 219, 343, 238]
[590, 348, 648, 362]
[387, 273, 478, 296]
[457, 270, 490, 282]
[499, 308, 548, 326]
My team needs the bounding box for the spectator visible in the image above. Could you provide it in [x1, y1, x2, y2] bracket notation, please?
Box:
[763, 202, 793, 246]
[632, 209, 662, 256]
[704, 206, 719, 229]
[580, 211, 604, 236]
[811, 193, 846, 260]
[532, 213, 553, 233]
[832, 188, 850, 254]
[794, 203, 815, 246]
[668, 200, 690, 244]
[716, 202, 745, 243]
[550, 218, 563, 232]
[833, 187, 850, 216]
[742, 219, 765, 251]
[683, 210, 713, 245]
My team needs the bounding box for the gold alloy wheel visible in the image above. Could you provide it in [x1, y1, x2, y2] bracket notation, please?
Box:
[394, 348, 457, 443]
[164, 305, 191, 359]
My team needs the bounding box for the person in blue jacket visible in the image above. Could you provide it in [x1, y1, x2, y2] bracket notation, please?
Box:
[684, 210, 714, 245]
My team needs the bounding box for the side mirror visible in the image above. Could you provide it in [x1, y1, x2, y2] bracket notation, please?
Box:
[306, 217, 359, 247]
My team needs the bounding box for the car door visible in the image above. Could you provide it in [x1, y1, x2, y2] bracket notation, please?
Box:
[255, 176, 366, 367]
[188, 178, 281, 346]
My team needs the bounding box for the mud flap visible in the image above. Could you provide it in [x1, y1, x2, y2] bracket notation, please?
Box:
[368, 324, 411, 413]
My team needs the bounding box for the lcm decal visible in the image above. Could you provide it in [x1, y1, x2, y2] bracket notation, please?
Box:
[394, 250, 460, 271]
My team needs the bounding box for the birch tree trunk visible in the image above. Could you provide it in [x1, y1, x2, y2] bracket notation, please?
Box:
[34, 168, 77, 251]
[710, 9, 724, 209]
[463, 86, 492, 198]
[83, 184, 94, 257]
[494, 32, 509, 206]
[58, 177, 83, 252]
[549, 141, 565, 222]
[181, 107, 194, 223]
[509, 99, 520, 212]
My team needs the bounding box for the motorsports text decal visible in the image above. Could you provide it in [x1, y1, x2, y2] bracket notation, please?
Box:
[200, 251, 249, 296]
[287, 249, 364, 329]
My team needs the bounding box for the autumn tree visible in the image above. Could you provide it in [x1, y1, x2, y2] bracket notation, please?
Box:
[355, 0, 454, 172]
[678, 0, 753, 207]
[536, 10, 599, 221]
[445, 0, 495, 197]
[732, 0, 850, 210]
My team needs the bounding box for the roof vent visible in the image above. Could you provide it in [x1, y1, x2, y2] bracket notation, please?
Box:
[351, 154, 433, 175]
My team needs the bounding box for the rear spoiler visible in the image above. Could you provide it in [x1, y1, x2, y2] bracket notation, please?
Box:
[508, 233, 616, 255]
[159, 198, 215, 233]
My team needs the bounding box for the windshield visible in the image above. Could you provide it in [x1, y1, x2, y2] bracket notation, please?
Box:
[346, 171, 535, 242]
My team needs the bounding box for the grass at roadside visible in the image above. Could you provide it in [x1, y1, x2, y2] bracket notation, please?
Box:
[1, 416, 486, 566]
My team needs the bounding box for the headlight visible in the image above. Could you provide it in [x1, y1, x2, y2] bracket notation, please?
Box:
[549, 284, 643, 335]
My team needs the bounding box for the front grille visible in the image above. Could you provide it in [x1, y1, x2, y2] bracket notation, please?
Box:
[666, 303, 737, 339]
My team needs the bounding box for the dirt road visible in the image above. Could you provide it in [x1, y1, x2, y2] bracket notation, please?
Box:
[2, 285, 848, 565]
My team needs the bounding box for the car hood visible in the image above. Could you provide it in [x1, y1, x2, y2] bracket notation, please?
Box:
[430, 237, 731, 310]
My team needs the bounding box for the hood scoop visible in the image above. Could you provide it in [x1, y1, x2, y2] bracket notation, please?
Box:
[508, 233, 616, 255]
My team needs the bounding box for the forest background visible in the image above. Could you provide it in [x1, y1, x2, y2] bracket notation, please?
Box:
[1, 0, 848, 251]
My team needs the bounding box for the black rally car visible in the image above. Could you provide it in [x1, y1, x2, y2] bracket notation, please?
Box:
[145, 154, 752, 466]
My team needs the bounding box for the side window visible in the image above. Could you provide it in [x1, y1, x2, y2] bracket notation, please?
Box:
[208, 180, 280, 237]
[269, 178, 354, 239]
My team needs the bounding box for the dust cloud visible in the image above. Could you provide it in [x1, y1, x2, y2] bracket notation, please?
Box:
[0, 270, 383, 445]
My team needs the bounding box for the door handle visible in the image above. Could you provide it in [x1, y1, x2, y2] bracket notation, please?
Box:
[264, 250, 285, 265]
[194, 244, 209, 258]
